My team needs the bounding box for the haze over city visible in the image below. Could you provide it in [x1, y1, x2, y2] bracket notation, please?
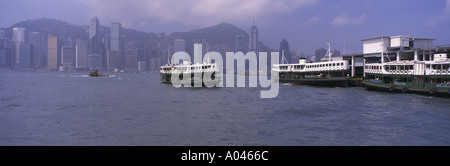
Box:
[1, 0, 450, 55]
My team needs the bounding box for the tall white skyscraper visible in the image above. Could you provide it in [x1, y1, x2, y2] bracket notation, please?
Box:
[13, 27, 25, 65]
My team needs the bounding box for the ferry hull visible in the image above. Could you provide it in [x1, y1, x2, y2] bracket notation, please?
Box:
[278, 77, 349, 87]
[363, 79, 450, 97]
[160, 73, 221, 87]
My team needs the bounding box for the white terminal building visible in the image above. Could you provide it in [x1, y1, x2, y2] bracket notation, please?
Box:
[343, 35, 449, 78]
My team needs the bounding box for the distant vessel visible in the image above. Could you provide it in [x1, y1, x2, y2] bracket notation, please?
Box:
[273, 42, 350, 87]
[363, 53, 450, 96]
[160, 60, 221, 87]
[88, 70, 115, 77]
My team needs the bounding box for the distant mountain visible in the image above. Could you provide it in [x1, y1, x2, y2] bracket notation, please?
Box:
[1, 18, 88, 41]
[1, 19, 273, 52]
[0, 18, 153, 43]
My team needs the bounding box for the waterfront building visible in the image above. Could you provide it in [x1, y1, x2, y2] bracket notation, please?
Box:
[88, 54, 102, 69]
[47, 35, 59, 70]
[342, 35, 439, 84]
[108, 50, 119, 70]
[0, 48, 12, 68]
[138, 61, 147, 72]
[29, 32, 41, 68]
[75, 42, 88, 70]
[13, 27, 25, 66]
[61, 47, 74, 71]
[125, 41, 137, 70]
[19, 44, 32, 68]
[89, 17, 101, 54]
[110, 23, 121, 52]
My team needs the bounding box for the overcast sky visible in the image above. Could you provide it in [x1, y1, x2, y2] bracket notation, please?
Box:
[1, 0, 449, 55]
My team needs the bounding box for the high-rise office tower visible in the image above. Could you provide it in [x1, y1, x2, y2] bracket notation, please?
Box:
[29, 32, 41, 68]
[110, 23, 121, 51]
[234, 35, 245, 52]
[19, 44, 32, 68]
[109, 23, 121, 70]
[61, 47, 74, 71]
[315, 48, 327, 62]
[0, 29, 5, 40]
[174, 39, 185, 52]
[88, 54, 102, 69]
[13, 27, 25, 66]
[75, 42, 88, 69]
[48, 35, 58, 70]
[249, 23, 258, 52]
[89, 17, 101, 54]
[279, 39, 291, 64]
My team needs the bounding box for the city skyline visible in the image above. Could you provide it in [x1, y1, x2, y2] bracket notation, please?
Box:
[1, 0, 449, 55]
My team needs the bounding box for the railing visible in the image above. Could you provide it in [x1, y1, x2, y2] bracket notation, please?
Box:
[430, 70, 450, 75]
[436, 84, 450, 88]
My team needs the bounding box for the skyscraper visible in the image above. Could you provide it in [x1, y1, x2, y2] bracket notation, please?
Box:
[315, 48, 327, 62]
[110, 23, 121, 51]
[61, 47, 74, 71]
[48, 35, 58, 70]
[13, 27, 25, 66]
[234, 35, 245, 52]
[88, 54, 102, 69]
[109, 22, 121, 70]
[0, 48, 12, 68]
[174, 39, 185, 53]
[19, 44, 32, 68]
[75, 42, 88, 69]
[29, 32, 41, 68]
[279, 39, 291, 64]
[249, 23, 258, 52]
[89, 17, 101, 54]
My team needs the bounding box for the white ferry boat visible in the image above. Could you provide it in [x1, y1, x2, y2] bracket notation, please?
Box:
[363, 53, 450, 96]
[160, 60, 221, 87]
[273, 42, 350, 87]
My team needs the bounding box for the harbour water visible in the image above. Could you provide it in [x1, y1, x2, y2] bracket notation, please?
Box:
[0, 72, 449, 145]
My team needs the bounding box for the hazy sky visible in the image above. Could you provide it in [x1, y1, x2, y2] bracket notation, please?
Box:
[1, 0, 450, 55]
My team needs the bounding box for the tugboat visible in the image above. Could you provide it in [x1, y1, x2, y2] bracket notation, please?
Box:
[272, 41, 350, 87]
[88, 70, 115, 77]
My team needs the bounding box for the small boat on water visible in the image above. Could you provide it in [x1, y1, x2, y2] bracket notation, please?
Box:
[88, 70, 115, 77]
